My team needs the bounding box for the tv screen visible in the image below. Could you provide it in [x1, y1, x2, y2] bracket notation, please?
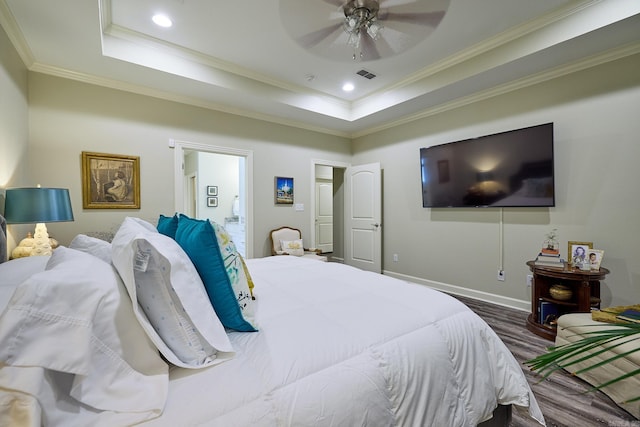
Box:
[420, 123, 555, 208]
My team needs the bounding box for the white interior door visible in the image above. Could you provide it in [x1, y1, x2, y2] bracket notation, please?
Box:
[315, 180, 333, 253]
[345, 163, 382, 273]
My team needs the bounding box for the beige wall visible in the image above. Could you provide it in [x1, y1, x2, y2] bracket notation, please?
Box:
[3, 20, 638, 309]
[24, 73, 351, 257]
[0, 24, 30, 247]
[352, 53, 640, 308]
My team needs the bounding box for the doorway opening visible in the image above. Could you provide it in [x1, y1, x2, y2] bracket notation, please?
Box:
[310, 159, 348, 263]
[173, 140, 253, 258]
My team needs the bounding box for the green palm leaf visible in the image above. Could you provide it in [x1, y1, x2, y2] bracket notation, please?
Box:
[525, 322, 640, 403]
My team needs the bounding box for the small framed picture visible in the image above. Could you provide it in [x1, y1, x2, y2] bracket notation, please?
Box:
[207, 197, 218, 207]
[587, 249, 604, 270]
[568, 241, 593, 266]
[207, 186, 218, 196]
[275, 176, 294, 205]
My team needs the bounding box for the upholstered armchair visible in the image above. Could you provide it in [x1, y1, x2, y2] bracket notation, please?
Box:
[269, 226, 326, 261]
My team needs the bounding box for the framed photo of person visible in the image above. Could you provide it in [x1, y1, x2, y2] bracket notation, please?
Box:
[567, 241, 593, 267]
[81, 151, 140, 209]
[587, 249, 604, 270]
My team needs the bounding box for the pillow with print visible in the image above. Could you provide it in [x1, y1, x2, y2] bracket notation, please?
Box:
[175, 215, 258, 332]
[112, 217, 234, 369]
[280, 239, 305, 256]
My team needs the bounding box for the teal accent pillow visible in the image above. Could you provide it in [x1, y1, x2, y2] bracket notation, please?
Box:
[157, 214, 179, 239]
[175, 215, 257, 332]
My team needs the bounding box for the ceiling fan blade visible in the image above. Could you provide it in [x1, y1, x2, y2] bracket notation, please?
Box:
[382, 11, 446, 26]
[380, 0, 421, 7]
[321, 0, 345, 7]
[297, 23, 343, 48]
[360, 35, 381, 61]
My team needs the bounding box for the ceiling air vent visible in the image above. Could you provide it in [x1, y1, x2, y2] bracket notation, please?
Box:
[356, 69, 376, 80]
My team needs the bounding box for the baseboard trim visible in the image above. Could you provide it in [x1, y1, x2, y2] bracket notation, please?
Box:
[383, 269, 530, 313]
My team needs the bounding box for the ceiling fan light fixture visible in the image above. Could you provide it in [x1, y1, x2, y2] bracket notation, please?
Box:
[347, 31, 361, 48]
[366, 20, 383, 40]
[342, 0, 383, 57]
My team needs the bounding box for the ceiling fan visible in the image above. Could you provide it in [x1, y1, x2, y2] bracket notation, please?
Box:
[280, 0, 450, 62]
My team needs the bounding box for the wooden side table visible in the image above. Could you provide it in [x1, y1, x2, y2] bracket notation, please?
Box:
[525, 261, 610, 340]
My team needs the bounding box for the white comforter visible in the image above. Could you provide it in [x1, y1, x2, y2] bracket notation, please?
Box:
[143, 256, 545, 426]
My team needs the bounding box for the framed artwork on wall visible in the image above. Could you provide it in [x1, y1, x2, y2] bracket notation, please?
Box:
[207, 186, 218, 196]
[567, 241, 593, 266]
[207, 197, 218, 207]
[275, 177, 294, 205]
[81, 151, 140, 209]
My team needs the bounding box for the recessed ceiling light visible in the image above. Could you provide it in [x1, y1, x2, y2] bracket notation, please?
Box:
[152, 14, 173, 28]
[342, 83, 355, 92]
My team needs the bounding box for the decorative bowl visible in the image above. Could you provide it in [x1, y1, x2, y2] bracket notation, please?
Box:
[549, 284, 572, 301]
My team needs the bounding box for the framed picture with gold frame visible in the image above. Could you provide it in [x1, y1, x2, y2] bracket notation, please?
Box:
[567, 241, 593, 266]
[81, 151, 141, 209]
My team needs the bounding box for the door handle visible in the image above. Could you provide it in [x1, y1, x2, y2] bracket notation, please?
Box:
[371, 223, 381, 229]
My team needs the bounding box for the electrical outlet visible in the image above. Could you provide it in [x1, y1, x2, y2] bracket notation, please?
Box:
[526, 274, 533, 287]
[497, 269, 505, 281]
[393, 254, 399, 262]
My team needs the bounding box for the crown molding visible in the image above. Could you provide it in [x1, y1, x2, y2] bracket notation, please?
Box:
[27, 61, 352, 139]
[351, 41, 640, 139]
[0, 0, 34, 67]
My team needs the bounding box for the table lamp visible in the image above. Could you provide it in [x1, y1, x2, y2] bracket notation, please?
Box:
[4, 187, 74, 256]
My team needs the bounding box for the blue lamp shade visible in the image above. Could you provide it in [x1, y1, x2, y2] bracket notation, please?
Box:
[4, 187, 74, 224]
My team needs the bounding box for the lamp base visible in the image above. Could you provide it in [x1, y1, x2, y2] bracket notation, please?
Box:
[31, 223, 53, 256]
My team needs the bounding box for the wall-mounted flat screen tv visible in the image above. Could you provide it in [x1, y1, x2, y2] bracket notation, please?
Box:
[420, 123, 555, 208]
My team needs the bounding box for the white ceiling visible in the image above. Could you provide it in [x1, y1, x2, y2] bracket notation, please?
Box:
[1, 0, 639, 138]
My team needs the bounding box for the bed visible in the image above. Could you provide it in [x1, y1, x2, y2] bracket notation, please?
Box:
[0, 215, 545, 426]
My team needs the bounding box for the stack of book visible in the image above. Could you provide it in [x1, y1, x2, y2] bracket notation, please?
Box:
[534, 249, 564, 267]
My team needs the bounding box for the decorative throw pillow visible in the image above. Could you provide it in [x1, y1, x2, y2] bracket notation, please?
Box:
[112, 217, 234, 369]
[156, 213, 179, 239]
[69, 234, 112, 264]
[280, 239, 304, 256]
[240, 255, 256, 299]
[175, 215, 258, 332]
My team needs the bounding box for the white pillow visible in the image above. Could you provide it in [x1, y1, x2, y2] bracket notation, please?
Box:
[0, 247, 168, 424]
[70, 234, 112, 264]
[280, 239, 304, 256]
[0, 256, 49, 313]
[111, 217, 234, 368]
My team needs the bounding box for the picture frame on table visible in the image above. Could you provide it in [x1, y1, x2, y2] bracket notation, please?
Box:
[587, 249, 604, 270]
[567, 241, 593, 267]
[207, 186, 218, 196]
[275, 177, 294, 205]
[81, 151, 140, 209]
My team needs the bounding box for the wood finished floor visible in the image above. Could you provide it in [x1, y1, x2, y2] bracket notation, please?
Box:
[450, 294, 639, 427]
